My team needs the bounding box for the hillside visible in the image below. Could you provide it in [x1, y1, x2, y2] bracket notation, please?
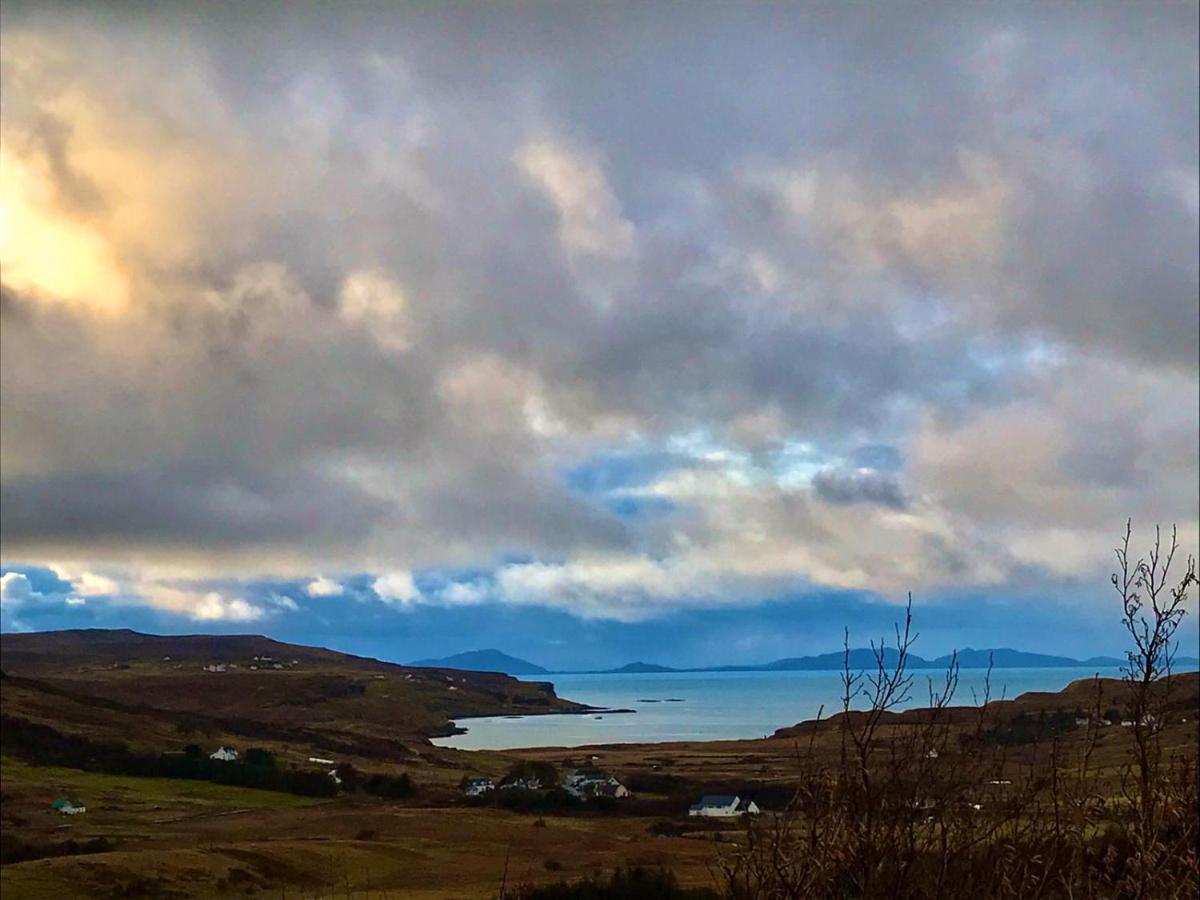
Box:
[410, 648, 549, 675]
[772, 670, 1200, 739]
[2, 636, 1197, 899]
[0, 629, 583, 754]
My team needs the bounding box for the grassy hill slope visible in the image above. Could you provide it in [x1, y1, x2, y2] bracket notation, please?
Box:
[0, 629, 585, 754]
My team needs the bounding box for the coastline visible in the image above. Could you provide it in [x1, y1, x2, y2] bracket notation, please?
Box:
[430, 664, 1158, 750]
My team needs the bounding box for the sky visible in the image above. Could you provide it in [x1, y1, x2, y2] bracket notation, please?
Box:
[1, 2, 1197, 669]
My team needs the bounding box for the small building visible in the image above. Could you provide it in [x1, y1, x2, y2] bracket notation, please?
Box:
[499, 777, 542, 791]
[462, 777, 495, 797]
[1075, 718, 1090, 727]
[210, 746, 238, 762]
[591, 780, 632, 800]
[51, 799, 86, 816]
[308, 756, 336, 766]
[689, 795, 760, 817]
[203, 664, 227, 673]
[564, 769, 631, 800]
[925, 748, 940, 759]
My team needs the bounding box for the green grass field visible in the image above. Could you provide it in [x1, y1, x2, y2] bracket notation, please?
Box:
[1, 756, 327, 811]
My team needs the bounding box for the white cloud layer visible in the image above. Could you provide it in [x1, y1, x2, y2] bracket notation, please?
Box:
[304, 576, 343, 598]
[372, 571, 420, 606]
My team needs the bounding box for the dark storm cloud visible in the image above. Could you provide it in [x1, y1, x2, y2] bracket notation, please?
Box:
[0, 466, 390, 549]
[811, 467, 909, 512]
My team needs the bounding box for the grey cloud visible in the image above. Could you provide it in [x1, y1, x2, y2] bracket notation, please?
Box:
[0, 2, 1195, 606]
[812, 468, 909, 512]
[0, 465, 390, 552]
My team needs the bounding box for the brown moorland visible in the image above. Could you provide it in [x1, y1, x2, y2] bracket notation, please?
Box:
[3, 627, 1196, 898]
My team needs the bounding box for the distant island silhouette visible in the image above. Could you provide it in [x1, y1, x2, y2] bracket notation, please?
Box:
[411, 647, 1200, 677]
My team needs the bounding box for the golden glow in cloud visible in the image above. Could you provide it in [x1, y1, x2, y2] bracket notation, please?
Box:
[0, 145, 130, 313]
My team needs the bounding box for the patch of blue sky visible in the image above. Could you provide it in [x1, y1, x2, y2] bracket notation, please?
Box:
[852, 444, 904, 471]
[2, 564, 73, 595]
[665, 429, 751, 467]
[767, 440, 833, 488]
[605, 495, 678, 520]
[562, 449, 693, 495]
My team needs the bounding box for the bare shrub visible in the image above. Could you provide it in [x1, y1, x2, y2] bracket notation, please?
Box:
[719, 523, 1199, 900]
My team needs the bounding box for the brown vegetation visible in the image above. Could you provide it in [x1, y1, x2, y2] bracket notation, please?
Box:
[717, 524, 1199, 900]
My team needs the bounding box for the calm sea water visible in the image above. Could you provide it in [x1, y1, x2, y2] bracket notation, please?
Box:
[433, 666, 1132, 750]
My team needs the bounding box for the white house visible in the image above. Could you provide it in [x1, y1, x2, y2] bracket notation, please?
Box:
[308, 756, 336, 766]
[462, 777, 495, 797]
[564, 770, 631, 800]
[591, 779, 632, 799]
[689, 795, 760, 817]
[210, 746, 238, 762]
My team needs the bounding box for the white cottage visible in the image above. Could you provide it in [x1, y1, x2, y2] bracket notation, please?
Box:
[462, 777, 495, 797]
[689, 795, 760, 817]
[564, 770, 631, 800]
[210, 746, 238, 762]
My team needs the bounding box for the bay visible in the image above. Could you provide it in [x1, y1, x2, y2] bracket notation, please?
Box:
[433, 665, 1140, 750]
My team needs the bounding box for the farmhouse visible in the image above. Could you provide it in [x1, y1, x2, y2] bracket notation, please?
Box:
[688, 795, 760, 817]
[51, 799, 86, 816]
[590, 780, 632, 799]
[210, 746, 238, 762]
[564, 769, 631, 800]
[499, 777, 543, 791]
[462, 777, 495, 797]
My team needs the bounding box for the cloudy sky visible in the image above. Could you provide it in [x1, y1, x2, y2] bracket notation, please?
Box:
[2, 2, 1197, 668]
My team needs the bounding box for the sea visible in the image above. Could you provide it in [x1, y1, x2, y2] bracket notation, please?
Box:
[432, 665, 1148, 750]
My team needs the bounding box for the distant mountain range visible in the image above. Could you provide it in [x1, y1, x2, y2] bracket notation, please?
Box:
[413, 647, 1200, 677]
